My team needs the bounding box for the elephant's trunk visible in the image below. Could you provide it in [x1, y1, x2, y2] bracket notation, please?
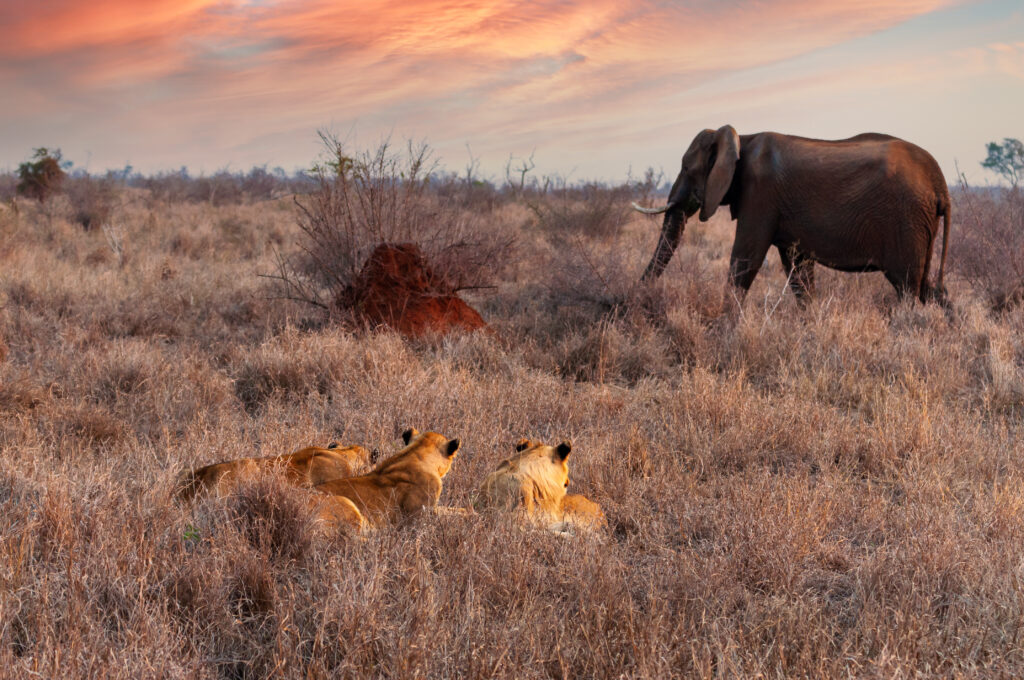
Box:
[640, 177, 692, 282]
[640, 210, 686, 281]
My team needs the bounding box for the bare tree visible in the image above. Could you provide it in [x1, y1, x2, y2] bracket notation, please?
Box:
[504, 151, 537, 195]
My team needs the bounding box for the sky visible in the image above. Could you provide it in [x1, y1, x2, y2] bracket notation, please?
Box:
[0, 0, 1021, 184]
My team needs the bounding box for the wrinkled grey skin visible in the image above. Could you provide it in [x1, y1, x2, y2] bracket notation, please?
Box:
[635, 126, 951, 307]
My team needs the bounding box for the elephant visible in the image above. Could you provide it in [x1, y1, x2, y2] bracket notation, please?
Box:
[633, 126, 951, 307]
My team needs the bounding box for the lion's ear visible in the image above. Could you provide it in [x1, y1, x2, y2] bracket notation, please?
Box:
[514, 438, 531, 452]
[401, 428, 419, 445]
[327, 442, 338, 450]
[445, 439, 461, 457]
[555, 442, 572, 461]
[370, 448, 381, 462]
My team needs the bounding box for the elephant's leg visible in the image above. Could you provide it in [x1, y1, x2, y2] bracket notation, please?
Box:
[778, 246, 794, 275]
[728, 224, 774, 304]
[884, 262, 925, 302]
[917, 231, 936, 304]
[793, 257, 815, 305]
[778, 247, 815, 307]
[885, 223, 933, 303]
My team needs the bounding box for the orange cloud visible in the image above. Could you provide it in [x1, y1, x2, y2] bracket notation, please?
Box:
[0, 0, 1006, 179]
[0, 0, 224, 55]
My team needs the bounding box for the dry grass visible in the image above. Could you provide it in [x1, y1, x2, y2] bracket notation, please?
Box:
[950, 185, 1024, 310]
[0, 169, 1022, 678]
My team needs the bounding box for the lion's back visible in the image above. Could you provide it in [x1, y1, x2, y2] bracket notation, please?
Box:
[560, 494, 607, 530]
[294, 445, 372, 485]
[175, 444, 372, 500]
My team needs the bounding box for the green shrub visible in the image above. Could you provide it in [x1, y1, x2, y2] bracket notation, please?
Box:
[16, 148, 68, 202]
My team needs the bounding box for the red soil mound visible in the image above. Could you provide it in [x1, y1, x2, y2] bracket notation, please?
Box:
[341, 243, 487, 338]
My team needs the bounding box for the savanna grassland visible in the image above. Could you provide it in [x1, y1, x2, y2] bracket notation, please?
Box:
[0, 154, 1023, 678]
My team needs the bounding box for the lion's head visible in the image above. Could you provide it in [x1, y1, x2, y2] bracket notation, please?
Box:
[477, 439, 572, 520]
[381, 427, 461, 480]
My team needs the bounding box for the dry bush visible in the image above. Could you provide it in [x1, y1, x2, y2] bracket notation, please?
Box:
[133, 166, 313, 205]
[231, 331, 340, 413]
[0, 375, 47, 412]
[528, 181, 633, 240]
[505, 213, 726, 384]
[432, 171, 505, 213]
[222, 475, 317, 562]
[50, 402, 126, 447]
[527, 169, 662, 242]
[951, 185, 1024, 310]
[0, 172, 16, 202]
[551, 317, 677, 385]
[63, 174, 119, 230]
[269, 134, 515, 315]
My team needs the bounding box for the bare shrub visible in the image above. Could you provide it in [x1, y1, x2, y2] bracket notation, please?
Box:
[132, 168, 193, 203]
[432, 171, 504, 213]
[234, 358, 331, 413]
[543, 233, 640, 311]
[557, 317, 677, 385]
[951, 184, 1024, 310]
[0, 172, 16, 202]
[53, 403, 126, 446]
[0, 375, 46, 411]
[225, 550, 278, 621]
[232, 333, 340, 413]
[240, 165, 289, 201]
[529, 181, 632, 241]
[63, 174, 118, 230]
[193, 170, 246, 205]
[528, 169, 661, 241]
[132, 166, 313, 204]
[268, 133, 514, 315]
[224, 475, 315, 563]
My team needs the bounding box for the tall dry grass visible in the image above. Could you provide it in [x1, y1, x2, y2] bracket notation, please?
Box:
[950, 185, 1024, 310]
[0, 166, 1022, 678]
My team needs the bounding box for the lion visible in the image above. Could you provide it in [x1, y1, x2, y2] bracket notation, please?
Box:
[476, 439, 606, 534]
[311, 428, 461, 531]
[556, 493, 607, 533]
[175, 442, 377, 501]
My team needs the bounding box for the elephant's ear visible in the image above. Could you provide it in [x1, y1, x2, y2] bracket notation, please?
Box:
[700, 125, 740, 222]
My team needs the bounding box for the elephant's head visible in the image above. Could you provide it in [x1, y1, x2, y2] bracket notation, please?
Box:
[634, 125, 740, 281]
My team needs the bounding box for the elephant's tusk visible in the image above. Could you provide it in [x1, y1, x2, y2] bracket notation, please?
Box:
[631, 201, 675, 215]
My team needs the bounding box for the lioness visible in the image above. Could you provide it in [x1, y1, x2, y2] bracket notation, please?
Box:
[477, 439, 606, 533]
[312, 428, 461, 531]
[175, 442, 376, 501]
[557, 493, 607, 533]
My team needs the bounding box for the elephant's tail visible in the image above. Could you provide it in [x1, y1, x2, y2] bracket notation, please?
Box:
[933, 198, 951, 304]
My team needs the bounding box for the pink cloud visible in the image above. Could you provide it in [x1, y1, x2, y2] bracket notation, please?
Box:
[0, 0, 224, 55]
[0, 0, 1002, 177]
